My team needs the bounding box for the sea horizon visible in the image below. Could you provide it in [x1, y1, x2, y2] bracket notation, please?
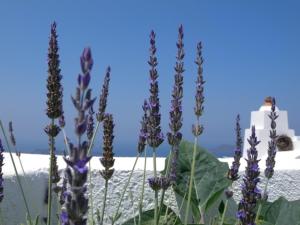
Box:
[14, 143, 236, 158]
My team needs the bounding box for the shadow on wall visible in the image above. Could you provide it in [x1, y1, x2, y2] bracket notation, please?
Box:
[1, 172, 58, 225]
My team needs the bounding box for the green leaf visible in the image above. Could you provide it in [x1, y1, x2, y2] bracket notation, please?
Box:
[122, 205, 182, 225]
[257, 220, 274, 225]
[261, 197, 300, 225]
[168, 140, 231, 222]
[33, 216, 40, 225]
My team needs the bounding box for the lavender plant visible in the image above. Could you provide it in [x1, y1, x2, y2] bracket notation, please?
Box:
[44, 21, 64, 225]
[184, 42, 205, 225]
[237, 126, 261, 225]
[158, 25, 185, 222]
[255, 97, 278, 223]
[146, 30, 164, 225]
[59, 111, 71, 155]
[0, 120, 33, 224]
[138, 100, 149, 225]
[8, 121, 25, 177]
[60, 47, 95, 225]
[99, 113, 115, 225]
[220, 114, 243, 225]
[87, 67, 110, 224]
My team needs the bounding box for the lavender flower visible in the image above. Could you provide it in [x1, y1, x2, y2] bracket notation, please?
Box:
[184, 41, 206, 225]
[87, 106, 95, 141]
[237, 126, 261, 225]
[148, 176, 170, 191]
[50, 146, 60, 191]
[146, 30, 164, 148]
[62, 142, 91, 224]
[59, 175, 67, 205]
[166, 25, 185, 185]
[192, 42, 205, 137]
[0, 139, 4, 202]
[59, 113, 66, 128]
[99, 114, 115, 225]
[97, 67, 111, 122]
[265, 97, 278, 179]
[227, 114, 243, 181]
[45, 22, 64, 225]
[100, 114, 115, 181]
[61, 48, 96, 225]
[138, 100, 149, 154]
[8, 121, 21, 157]
[80, 47, 93, 74]
[44, 124, 61, 137]
[46, 22, 63, 120]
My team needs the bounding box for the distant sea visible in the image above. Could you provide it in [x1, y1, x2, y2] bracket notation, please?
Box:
[19, 144, 235, 158]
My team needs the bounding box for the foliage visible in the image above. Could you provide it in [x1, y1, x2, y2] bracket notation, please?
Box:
[123, 205, 182, 225]
[162, 140, 231, 223]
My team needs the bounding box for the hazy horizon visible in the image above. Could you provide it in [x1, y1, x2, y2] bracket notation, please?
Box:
[1, 1, 300, 156]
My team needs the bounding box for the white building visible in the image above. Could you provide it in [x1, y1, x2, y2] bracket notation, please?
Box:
[243, 97, 300, 159]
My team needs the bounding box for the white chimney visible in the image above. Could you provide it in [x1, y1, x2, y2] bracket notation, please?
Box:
[243, 97, 300, 159]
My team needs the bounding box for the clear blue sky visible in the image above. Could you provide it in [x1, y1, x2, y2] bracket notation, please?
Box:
[0, 1, 300, 156]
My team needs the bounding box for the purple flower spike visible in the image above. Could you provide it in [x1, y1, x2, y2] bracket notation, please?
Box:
[97, 67, 111, 122]
[81, 73, 91, 91]
[146, 30, 164, 149]
[46, 21, 63, 119]
[100, 114, 115, 180]
[138, 100, 149, 153]
[166, 25, 185, 187]
[265, 97, 278, 179]
[80, 47, 93, 74]
[60, 211, 69, 225]
[228, 114, 243, 181]
[238, 126, 261, 225]
[59, 113, 66, 128]
[61, 47, 96, 225]
[74, 157, 92, 174]
[194, 42, 205, 120]
[75, 116, 88, 137]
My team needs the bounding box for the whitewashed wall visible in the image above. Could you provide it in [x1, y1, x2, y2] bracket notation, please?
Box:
[1, 152, 300, 225]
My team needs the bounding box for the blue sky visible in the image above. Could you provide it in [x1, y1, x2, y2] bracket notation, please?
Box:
[0, 1, 300, 156]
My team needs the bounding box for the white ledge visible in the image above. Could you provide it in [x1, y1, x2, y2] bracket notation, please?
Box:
[2, 151, 300, 224]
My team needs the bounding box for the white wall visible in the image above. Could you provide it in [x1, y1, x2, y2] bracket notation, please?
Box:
[1, 152, 300, 225]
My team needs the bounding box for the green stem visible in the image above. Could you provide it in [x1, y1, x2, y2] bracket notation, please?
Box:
[129, 190, 137, 225]
[61, 128, 70, 155]
[157, 147, 174, 224]
[89, 161, 94, 225]
[100, 179, 108, 225]
[112, 154, 140, 225]
[255, 179, 270, 223]
[47, 118, 55, 225]
[153, 148, 158, 225]
[184, 136, 198, 225]
[172, 191, 187, 225]
[17, 155, 26, 178]
[0, 120, 32, 225]
[220, 199, 228, 225]
[87, 121, 101, 156]
[193, 178, 204, 224]
[138, 147, 147, 225]
[56, 193, 61, 225]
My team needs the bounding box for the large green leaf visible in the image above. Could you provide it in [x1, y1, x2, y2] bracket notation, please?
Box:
[122, 205, 182, 225]
[164, 140, 231, 223]
[261, 197, 300, 225]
